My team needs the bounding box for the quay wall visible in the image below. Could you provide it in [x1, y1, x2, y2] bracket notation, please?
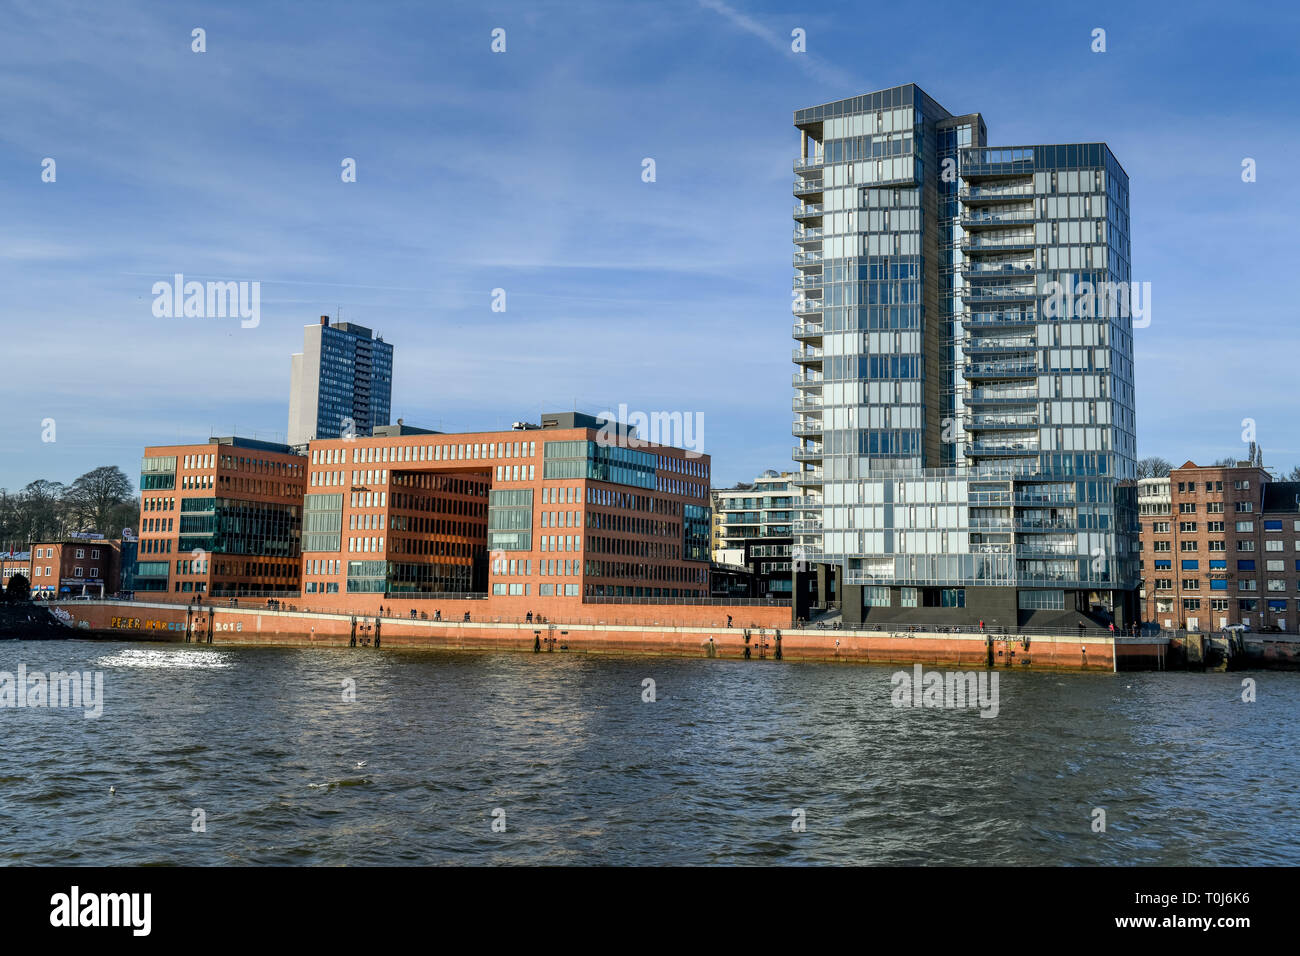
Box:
[39, 599, 1169, 671]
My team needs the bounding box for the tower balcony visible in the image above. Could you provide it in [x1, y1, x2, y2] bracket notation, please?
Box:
[792, 396, 823, 412]
[793, 372, 824, 389]
[792, 178, 824, 198]
[962, 287, 1036, 305]
[959, 147, 1035, 180]
[960, 210, 1035, 229]
[793, 250, 823, 270]
[968, 441, 1040, 457]
[792, 445, 824, 462]
[793, 419, 823, 437]
[792, 469, 824, 486]
[964, 388, 1038, 407]
[793, 227, 824, 246]
[793, 203, 824, 221]
[958, 183, 1034, 204]
[792, 297, 823, 318]
[960, 235, 1035, 253]
[966, 413, 1039, 431]
[792, 322, 824, 341]
[964, 360, 1038, 381]
[961, 311, 1038, 330]
[961, 335, 1036, 355]
[962, 261, 1034, 278]
[792, 275, 824, 293]
[792, 347, 823, 365]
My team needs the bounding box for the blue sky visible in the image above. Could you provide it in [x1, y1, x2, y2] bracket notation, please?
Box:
[2, 0, 1298, 492]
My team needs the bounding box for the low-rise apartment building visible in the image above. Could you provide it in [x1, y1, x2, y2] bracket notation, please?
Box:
[1139, 461, 1300, 631]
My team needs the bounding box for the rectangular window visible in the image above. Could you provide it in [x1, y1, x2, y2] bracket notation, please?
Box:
[863, 586, 891, 607]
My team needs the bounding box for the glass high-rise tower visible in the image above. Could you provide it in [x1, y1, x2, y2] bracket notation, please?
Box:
[288, 316, 394, 446]
[791, 84, 1138, 628]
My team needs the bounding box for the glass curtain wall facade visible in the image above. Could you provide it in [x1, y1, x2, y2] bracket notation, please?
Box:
[792, 84, 1139, 626]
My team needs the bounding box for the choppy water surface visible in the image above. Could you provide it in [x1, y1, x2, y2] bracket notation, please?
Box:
[1, 638, 1296, 865]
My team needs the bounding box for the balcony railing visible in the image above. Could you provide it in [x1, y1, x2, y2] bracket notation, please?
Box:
[958, 184, 1034, 202]
[793, 251, 823, 268]
[968, 415, 1039, 430]
[963, 262, 1034, 277]
[793, 347, 824, 362]
[969, 442, 1039, 456]
[964, 361, 1037, 378]
[964, 336, 1036, 351]
[792, 519, 823, 532]
[793, 420, 823, 436]
[960, 235, 1035, 251]
[793, 445, 824, 460]
[792, 298, 823, 315]
[966, 389, 1037, 404]
[792, 275, 824, 290]
[792, 396, 823, 410]
[793, 203, 824, 218]
[794, 154, 824, 172]
[962, 288, 1036, 303]
[793, 178, 824, 193]
[793, 469, 824, 483]
[1015, 493, 1077, 505]
[792, 322, 824, 338]
[960, 211, 1035, 228]
[793, 373, 824, 387]
[962, 312, 1038, 328]
[793, 227, 824, 244]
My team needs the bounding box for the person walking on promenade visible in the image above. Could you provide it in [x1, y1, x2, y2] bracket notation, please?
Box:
[727, 615, 733, 628]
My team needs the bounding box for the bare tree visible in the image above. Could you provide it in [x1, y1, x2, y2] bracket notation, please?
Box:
[1136, 456, 1172, 479]
[63, 466, 134, 536]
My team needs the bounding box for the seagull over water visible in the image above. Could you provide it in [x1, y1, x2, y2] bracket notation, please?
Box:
[109, 786, 116, 794]
[355, 761, 367, 768]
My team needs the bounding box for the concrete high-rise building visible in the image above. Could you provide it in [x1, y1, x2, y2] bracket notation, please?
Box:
[791, 83, 1138, 628]
[288, 316, 393, 446]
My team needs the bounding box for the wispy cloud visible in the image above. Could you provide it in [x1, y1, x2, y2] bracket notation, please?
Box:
[696, 0, 859, 89]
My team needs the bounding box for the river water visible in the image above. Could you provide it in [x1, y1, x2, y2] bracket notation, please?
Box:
[0, 638, 1295, 865]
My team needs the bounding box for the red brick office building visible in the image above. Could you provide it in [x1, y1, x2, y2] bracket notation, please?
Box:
[136, 437, 308, 597]
[135, 412, 713, 620]
[1139, 460, 1300, 631]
